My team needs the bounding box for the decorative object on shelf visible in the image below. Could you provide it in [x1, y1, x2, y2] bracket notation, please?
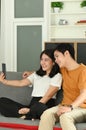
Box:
[58, 19, 68, 25]
[51, 1, 64, 13]
[75, 20, 86, 25]
[80, 0, 86, 11]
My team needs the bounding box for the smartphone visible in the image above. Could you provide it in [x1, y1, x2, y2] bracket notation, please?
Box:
[2, 63, 6, 79]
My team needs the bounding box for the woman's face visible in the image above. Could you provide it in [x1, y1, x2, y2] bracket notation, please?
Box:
[40, 53, 54, 74]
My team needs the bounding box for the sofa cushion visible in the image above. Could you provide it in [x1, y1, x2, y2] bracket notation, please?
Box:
[55, 88, 63, 105]
[0, 72, 33, 105]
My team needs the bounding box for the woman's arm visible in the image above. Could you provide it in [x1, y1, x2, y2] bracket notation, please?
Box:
[39, 73, 62, 104]
[39, 85, 58, 104]
[0, 72, 32, 87]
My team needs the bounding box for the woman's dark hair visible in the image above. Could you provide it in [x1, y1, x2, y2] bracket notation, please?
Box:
[36, 49, 60, 78]
[54, 43, 75, 59]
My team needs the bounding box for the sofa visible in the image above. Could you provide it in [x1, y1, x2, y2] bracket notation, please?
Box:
[0, 71, 85, 130]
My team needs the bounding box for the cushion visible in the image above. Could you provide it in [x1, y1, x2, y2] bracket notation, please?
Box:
[55, 89, 63, 105]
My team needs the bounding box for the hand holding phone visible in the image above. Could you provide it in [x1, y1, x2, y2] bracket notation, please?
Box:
[2, 63, 6, 79]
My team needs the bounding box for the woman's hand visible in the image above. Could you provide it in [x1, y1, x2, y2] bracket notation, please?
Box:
[0, 72, 5, 83]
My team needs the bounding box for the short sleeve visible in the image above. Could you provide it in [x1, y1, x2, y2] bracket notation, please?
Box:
[50, 73, 62, 89]
[27, 72, 35, 85]
[78, 69, 86, 90]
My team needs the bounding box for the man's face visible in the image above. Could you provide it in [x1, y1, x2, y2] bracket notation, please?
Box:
[54, 50, 66, 68]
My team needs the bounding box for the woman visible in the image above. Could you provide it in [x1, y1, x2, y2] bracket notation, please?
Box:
[0, 49, 62, 120]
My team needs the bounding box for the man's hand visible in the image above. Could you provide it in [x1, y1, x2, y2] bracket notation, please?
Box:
[57, 105, 72, 116]
[22, 71, 33, 78]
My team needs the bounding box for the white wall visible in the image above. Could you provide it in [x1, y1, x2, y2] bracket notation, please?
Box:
[0, 0, 1, 43]
[0, 0, 49, 71]
[0, 0, 12, 70]
[0, 0, 1, 70]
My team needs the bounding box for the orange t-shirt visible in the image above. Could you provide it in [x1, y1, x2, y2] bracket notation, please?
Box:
[61, 64, 86, 108]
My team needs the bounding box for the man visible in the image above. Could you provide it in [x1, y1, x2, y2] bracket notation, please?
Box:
[38, 43, 86, 130]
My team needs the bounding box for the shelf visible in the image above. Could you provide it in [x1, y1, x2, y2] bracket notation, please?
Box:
[50, 38, 86, 42]
[50, 0, 81, 2]
[50, 36, 86, 39]
[51, 12, 86, 15]
[49, 0, 86, 39]
[50, 24, 86, 28]
[75, 23, 86, 25]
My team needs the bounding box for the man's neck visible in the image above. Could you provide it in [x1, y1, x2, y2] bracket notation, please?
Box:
[65, 59, 80, 71]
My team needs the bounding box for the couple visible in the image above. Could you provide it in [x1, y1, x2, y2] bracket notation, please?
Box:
[0, 43, 86, 130]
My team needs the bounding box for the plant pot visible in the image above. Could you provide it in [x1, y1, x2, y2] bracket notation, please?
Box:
[53, 7, 60, 13]
[82, 6, 86, 11]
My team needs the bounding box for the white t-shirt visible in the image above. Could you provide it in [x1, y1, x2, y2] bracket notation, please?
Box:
[27, 72, 62, 98]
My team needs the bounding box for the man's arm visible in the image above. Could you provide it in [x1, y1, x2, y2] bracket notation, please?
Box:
[71, 88, 86, 108]
[57, 89, 86, 116]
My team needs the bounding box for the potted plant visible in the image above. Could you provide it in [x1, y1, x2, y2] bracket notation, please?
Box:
[51, 2, 64, 13]
[80, 0, 86, 11]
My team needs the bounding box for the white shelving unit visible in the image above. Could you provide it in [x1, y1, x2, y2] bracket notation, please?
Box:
[48, 0, 86, 40]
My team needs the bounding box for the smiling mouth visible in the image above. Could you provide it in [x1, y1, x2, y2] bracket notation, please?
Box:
[42, 67, 46, 69]
[42, 65, 46, 68]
